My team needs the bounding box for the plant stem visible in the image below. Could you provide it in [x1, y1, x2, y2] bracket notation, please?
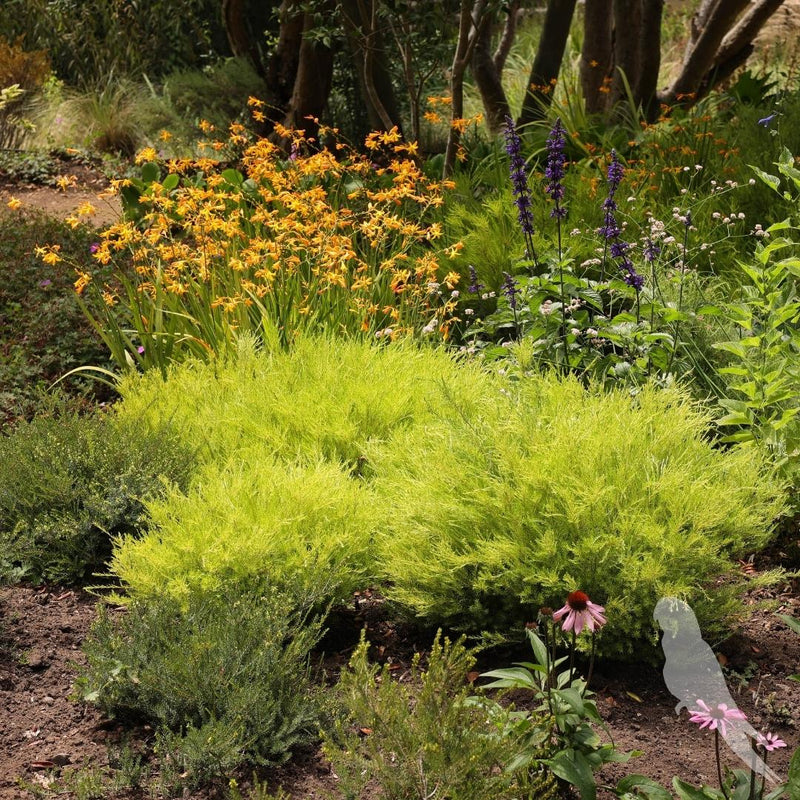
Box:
[715, 730, 729, 800]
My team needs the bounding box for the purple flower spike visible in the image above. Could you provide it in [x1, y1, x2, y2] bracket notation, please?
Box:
[503, 116, 535, 238]
[467, 265, 484, 295]
[502, 271, 520, 311]
[90, 242, 100, 254]
[643, 238, 661, 263]
[545, 117, 567, 218]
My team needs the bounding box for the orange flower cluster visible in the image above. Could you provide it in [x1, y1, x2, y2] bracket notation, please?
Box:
[86, 124, 462, 352]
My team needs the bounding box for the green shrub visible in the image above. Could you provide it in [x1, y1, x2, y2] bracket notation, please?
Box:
[110, 457, 376, 604]
[110, 337, 492, 604]
[116, 335, 492, 470]
[370, 376, 785, 659]
[323, 631, 558, 800]
[77, 581, 325, 783]
[0, 407, 194, 584]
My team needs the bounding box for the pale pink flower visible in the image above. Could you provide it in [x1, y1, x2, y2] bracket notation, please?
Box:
[688, 700, 747, 738]
[755, 732, 787, 752]
[552, 591, 607, 634]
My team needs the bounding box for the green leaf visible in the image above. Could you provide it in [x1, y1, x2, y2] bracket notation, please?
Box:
[672, 777, 721, 800]
[546, 750, 596, 800]
[777, 613, 800, 636]
[140, 161, 160, 184]
[161, 173, 180, 191]
[787, 745, 800, 800]
[616, 775, 673, 800]
[751, 165, 781, 192]
[480, 666, 538, 691]
[221, 168, 244, 186]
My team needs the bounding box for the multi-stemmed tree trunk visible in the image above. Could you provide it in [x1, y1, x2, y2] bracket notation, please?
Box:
[579, 0, 786, 121]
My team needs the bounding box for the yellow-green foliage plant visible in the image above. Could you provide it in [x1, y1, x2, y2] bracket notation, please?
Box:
[115, 333, 493, 469]
[110, 335, 494, 602]
[110, 457, 376, 604]
[370, 376, 786, 660]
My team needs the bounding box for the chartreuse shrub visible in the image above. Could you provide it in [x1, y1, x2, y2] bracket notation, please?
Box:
[0, 405, 194, 584]
[115, 333, 492, 469]
[110, 336, 492, 603]
[109, 457, 376, 605]
[77, 580, 324, 788]
[370, 376, 785, 659]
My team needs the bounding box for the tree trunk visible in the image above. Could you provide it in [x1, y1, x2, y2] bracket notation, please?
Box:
[279, 9, 335, 145]
[636, 0, 664, 121]
[493, 0, 520, 74]
[222, 0, 268, 77]
[338, 0, 403, 134]
[265, 0, 304, 111]
[471, 9, 510, 133]
[609, 0, 643, 110]
[695, 0, 785, 99]
[519, 0, 578, 125]
[580, 0, 613, 115]
[662, 0, 750, 103]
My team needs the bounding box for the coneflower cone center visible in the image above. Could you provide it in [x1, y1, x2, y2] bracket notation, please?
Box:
[567, 590, 589, 611]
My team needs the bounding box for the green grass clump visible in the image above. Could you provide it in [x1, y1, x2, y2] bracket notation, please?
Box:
[77, 581, 324, 786]
[116, 334, 492, 470]
[110, 457, 376, 604]
[0, 406, 194, 584]
[370, 376, 785, 659]
[111, 336, 492, 603]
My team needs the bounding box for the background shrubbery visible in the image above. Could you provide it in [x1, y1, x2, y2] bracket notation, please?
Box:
[0, 405, 194, 584]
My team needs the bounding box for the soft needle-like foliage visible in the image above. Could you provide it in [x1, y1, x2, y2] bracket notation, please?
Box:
[370, 376, 785, 659]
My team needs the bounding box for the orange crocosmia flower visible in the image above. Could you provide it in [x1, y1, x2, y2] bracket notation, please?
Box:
[423, 111, 442, 125]
[135, 147, 158, 164]
[6, 196, 21, 210]
[159, 129, 172, 142]
[77, 201, 96, 217]
[74, 271, 91, 294]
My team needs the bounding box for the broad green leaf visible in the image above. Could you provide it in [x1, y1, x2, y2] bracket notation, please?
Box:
[672, 777, 720, 800]
[787, 744, 800, 800]
[161, 173, 180, 191]
[546, 750, 596, 800]
[751, 165, 781, 192]
[617, 775, 673, 800]
[777, 613, 800, 636]
[140, 161, 160, 184]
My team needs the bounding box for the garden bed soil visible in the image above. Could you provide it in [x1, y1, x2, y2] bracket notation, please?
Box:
[0, 576, 798, 800]
[0, 155, 121, 228]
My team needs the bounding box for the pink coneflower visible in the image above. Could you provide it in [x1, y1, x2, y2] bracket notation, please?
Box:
[688, 700, 747, 738]
[552, 591, 607, 634]
[755, 731, 787, 752]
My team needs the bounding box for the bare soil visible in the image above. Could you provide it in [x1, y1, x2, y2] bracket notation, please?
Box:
[0, 156, 122, 228]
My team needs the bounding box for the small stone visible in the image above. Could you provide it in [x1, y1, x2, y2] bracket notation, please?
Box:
[51, 754, 71, 767]
[42, 695, 55, 706]
[27, 651, 47, 669]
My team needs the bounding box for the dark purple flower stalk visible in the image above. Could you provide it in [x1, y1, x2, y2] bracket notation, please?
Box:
[545, 117, 567, 220]
[502, 271, 519, 310]
[546, 117, 569, 365]
[503, 115, 538, 267]
[643, 238, 661, 263]
[502, 270, 521, 339]
[468, 265, 484, 294]
[598, 150, 644, 303]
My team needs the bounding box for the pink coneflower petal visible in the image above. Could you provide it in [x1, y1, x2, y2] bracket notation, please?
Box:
[553, 592, 607, 635]
[688, 700, 747, 738]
